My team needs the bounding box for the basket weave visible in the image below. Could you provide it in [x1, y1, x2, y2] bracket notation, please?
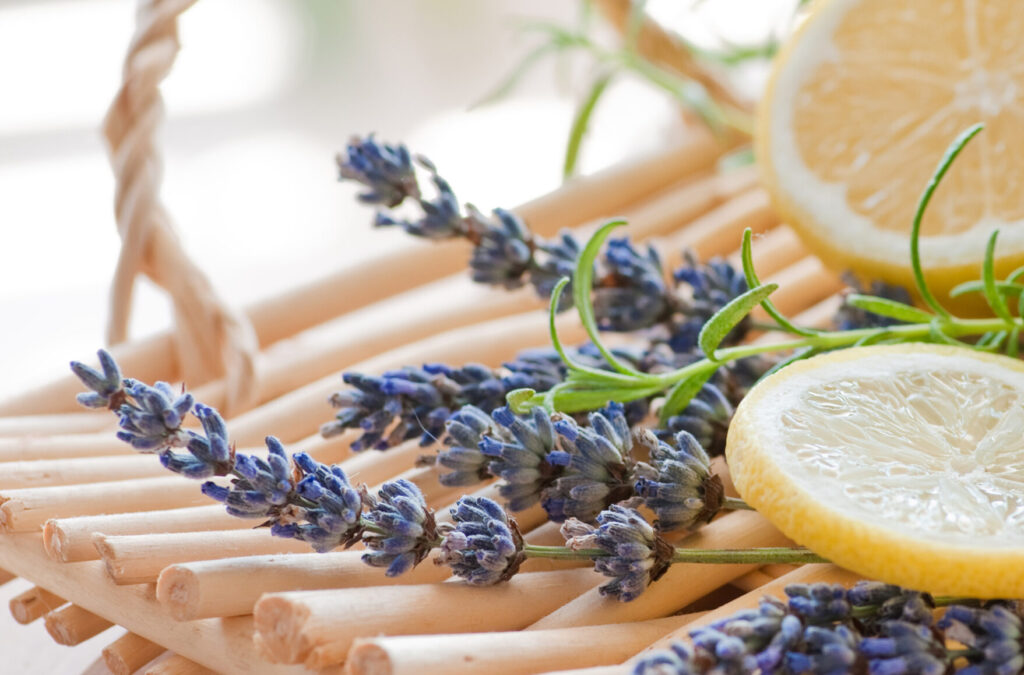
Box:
[0, 2, 852, 674]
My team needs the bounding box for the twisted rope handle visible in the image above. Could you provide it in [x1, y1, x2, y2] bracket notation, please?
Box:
[102, 0, 258, 413]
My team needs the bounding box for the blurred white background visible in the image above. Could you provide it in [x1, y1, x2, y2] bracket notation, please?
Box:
[0, 0, 797, 670]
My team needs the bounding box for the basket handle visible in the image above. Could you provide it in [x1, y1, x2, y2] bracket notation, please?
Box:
[102, 0, 258, 414]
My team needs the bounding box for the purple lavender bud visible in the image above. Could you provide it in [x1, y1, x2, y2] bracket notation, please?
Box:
[594, 238, 672, 332]
[436, 496, 524, 585]
[114, 379, 192, 452]
[631, 642, 702, 675]
[481, 406, 560, 512]
[362, 479, 437, 577]
[786, 583, 853, 624]
[848, 581, 936, 628]
[658, 382, 734, 457]
[938, 604, 1024, 674]
[465, 206, 534, 290]
[669, 252, 750, 353]
[159, 404, 235, 479]
[562, 505, 671, 602]
[337, 135, 418, 208]
[436, 405, 496, 487]
[541, 403, 635, 523]
[634, 430, 721, 532]
[784, 624, 860, 675]
[859, 621, 949, 675]
[70, 349, 124, 410]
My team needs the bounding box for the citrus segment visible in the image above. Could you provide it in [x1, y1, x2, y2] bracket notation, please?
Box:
[759, 0, 1024, 302]
[727, 344, 1024, 596]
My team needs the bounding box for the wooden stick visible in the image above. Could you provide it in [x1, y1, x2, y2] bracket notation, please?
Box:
[0, 532, 309, 674]
[729, 569, 777, 592]
[0, 567, 14, 585]
[143, 653, 219, 675]
[0, 476, 213, 533]
[346, 614, 703, 675]
[661, 189, 778, 266]
[0, 454, 167, 490]
[526, 510, 791, 630]
[253, 569, 605, 667]
[157, 551, 452, 621]
[0, 412, 112, 438]
[44, 603, 113, 645]
[0, 130, 724, 418]
[94, 529, 316, 585]
[44, 505, 246, 563]
[103, 632, 165, 675]
[0, 433, 136, 463]
[9, 585, 65, 624]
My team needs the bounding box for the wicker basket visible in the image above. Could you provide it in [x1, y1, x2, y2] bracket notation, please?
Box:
[0, 2, 853, 674]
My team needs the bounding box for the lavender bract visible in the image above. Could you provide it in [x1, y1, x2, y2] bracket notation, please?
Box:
[69, 349, 124, 409]
[160, 403, 234, 478]
[116, 379, 193, 452]
[634, 430, 722, 532]
[336, 136, 418, 207]
[544, 403, 637, 523]
[481, 406, 561, 512]
[436, 496, 525, 585]
[561, 505, 672, 602]
[362, 479, 437, 576]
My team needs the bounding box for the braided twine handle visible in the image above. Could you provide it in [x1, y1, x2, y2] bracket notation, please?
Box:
[102, 0, 258, 413]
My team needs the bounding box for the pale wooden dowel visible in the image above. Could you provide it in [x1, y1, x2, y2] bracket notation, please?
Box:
[102, 632, 165, 675]
[0, 454, 167, 490]
[44, 603, 113, 645]
[9, 585, 65, 624]
[638, 565, 862, 658]
[143, 653, 219, 675]
[0, 567, 14, 585]
[753, 256, 843, 320]
[0, 433, 136, 463]
[346, 614, 703, 675]
[540, 668, 620, 675]
[94, 529, 316, 585]
[725, 225, 807, 277]
[729, 569, 777, 592]
[660, 189, 779, 267]
[0, 476, 213, 533]
[0, 412, 112, 438]
[253, 569, 604, 667]
[0, 532, 310, 674]
[0, 129, 725, 418]
[44, 505, 245, 563]
[157, 551, 452, 621]
[527, 510, 791, 631]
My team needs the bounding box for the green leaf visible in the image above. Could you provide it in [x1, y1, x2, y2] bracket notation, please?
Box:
[563, 73, 614, 180]
[1008, 326, 1020, 358]
[982, 229, 1014, 322]
[699, 283, 779, 362]
[659, 370, 716, 423]
[843, 294, 934, 323]
[472, 41, 560, 109]
[550, 384, 662, 414]
[928, 318, 974, 348]
[740, 229, 818, 336]
[572, 220, 649, 377]
[949, 280, 1024, 298]
[853, 329, 897, 347]
[506, 388, 542, 414]
[910, 123, 984, 318]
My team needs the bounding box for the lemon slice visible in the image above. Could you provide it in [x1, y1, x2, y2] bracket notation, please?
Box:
[727, 343, 1024, 597]
[758, 0, 1024, 305]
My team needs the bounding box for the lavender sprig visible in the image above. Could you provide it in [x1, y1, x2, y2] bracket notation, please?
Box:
[69, 349, 124, 409]
[633, 430, 726, 532]
[436, 495, 526, 585]
[362, 479, 439, 576]
[336, 135, 418, 207]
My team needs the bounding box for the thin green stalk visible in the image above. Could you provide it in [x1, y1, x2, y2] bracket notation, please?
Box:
[722, 497, 755, 511]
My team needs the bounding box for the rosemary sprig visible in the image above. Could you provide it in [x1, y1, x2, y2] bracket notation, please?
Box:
[511, 124, 1014, 419]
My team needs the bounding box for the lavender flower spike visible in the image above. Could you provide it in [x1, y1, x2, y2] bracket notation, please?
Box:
[631, 642, 702, 675]
[859, 621, 950, 675]
[116, 379, 193, 452]
[70, 349, 124, 409]
[543, 403, 635, 523]
[200, 436, 294, 520]
[337, 136, 418, 207]
[689, 595, 803, 674]
[362, 479, 438, 577]
[436, 405, 496, 487]
[278, 452, 365, 553]
[561, 505, 672, 602]
[634, 430, 723, 532]
[160, 403, 235, 479]
[436, 496, 525, 585]
[785, 583, 852, 624]
[481, 406, 561, 512]
[938, 604, 1024, 675]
